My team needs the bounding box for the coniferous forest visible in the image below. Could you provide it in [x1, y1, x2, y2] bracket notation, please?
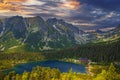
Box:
[0, 38, 120, 80]
[43, 38, 120, 63]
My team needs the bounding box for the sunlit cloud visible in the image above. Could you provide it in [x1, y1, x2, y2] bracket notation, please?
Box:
[0, 0, 120, 30]
[84, 30, 96, 33]
[0, 0, 25, 12]
[0, 0, 80, 17]
[59, 0, 80, 10]
[73, 23, 97, 27]
[55, 13, 68, 17]
[22, 0, 45, 5]
[0, 0, 33, 17]
[0, 0, 27, 3]
[100, 27, 116, 32]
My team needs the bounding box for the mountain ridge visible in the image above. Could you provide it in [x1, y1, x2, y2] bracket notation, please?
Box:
[0, 16, 88, 52]
[0, 16, 119, 52]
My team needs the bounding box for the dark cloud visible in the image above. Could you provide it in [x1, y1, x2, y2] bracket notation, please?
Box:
[0, 0, 120, 30]
[79, 0, 120, 11]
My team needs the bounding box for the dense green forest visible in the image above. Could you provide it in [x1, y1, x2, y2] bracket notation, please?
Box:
[0, 53, 45, 70]
[43, 38, 120, 63]
[0, 63, 120, 80]
[0, 38, 120, 80]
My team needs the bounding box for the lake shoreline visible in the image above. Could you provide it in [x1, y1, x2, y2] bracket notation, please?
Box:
[3, 60, 87, 75]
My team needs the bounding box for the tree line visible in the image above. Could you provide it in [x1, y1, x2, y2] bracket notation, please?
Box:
[0, 63, 120, 80]
[43, 38, 120, 63]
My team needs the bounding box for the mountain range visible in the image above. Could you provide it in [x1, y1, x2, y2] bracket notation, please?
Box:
[0, 16, 87, 52]
[0, 16, 119, 52]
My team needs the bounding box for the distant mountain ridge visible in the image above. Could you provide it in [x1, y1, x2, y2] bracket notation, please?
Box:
[0, 16, 119, 52]
[87, 25, 120, 43]
[0, 16, 88, 52]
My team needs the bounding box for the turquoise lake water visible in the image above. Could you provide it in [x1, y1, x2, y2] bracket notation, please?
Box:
[5, 60, 86, 74]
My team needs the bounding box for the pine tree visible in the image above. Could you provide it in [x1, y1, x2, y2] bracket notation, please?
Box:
[106, 63, 117, 80]
[94, 70, 107, 80]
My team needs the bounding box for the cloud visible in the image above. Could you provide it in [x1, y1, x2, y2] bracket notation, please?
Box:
[0, 0, 120, 30]
[22, 0, 45, 5]
[0, 2, 22, 11]
[0, 0, 33, 17]
[3, 0, 26, 2]
[73, 23, 97, 27]
[0, 0, 22, 2]
[0, 0, 81, 16]
[100, 27, 116, 32]
[0, 0, 27, 11]
[59, 0, 80, 10]
[95, 12, 116, 22]
[80, 0, 120, 11]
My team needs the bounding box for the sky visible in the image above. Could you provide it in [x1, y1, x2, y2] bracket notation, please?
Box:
[0, 0, 120, 30]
